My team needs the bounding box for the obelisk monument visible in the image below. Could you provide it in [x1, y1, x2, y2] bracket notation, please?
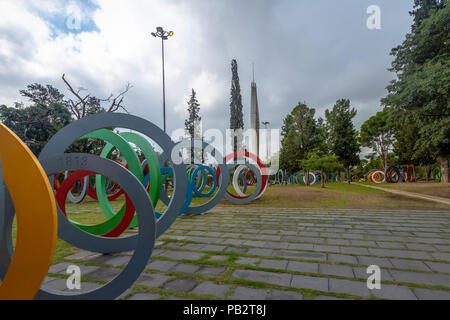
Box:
[250, 64, 260, 157]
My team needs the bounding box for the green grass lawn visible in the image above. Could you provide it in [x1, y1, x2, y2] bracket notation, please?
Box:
[219, 183, 450, 210]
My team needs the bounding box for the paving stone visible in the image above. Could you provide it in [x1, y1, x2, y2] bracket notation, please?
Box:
[390, 270, 450, 287]
[430, 252, 450, 261]
[223, 239, 245, 245]
[373, 241, 403, 248]
[405, 243, 436, 251]
[74, 281, 103, 293]
[201, 244, 227, 252]
[146, 260, 178, 272]
[192, 281, 230, 297]
[350, 240, 378, 247]
[162, 242, 185, 249]
[151, 249, 166, 256]
[287, 243, 314, 250]
[313, 245, 340, 253]
[197, 266, 227, 276]
[424, 261, 450, 273]
[166, 296, 190, 300]
[413, 288, 450, 300]
[225, 247, 249, 254]
[65, 251, 96, 260]
[329, 279, 370, 297]
[371, 284, 417, 300]
[100, 255, 132, 267]
[266, 289, 304, 300]
[84, 267, 122, 281]
[327, 254, 358, 264]
[297, 232, 320, 237]
[243, 240, 267, 247]
[163, 278, 199, 293]
[259, 235, 282, 241]
[235, 257, 260, 266]
[434, 245, 450, 251]
[353, 267, 395, 282]
[232, 269, 292, 287]
[319, 264, 354, 278]
[161, 251, 205, 261]
[259, 259, 289, 270]
[170, 263, 201, 274]
[340, 247, 370, 255]
[264, 242, 290, 249]
[49, 262, 71, 274]
[341, 234, 364, 240]
[389, 259, 432, 272]
[286, 261, 318, 273]
[43, 276, 58, 284]
[232, 286, 268, 300]
[134, 273, 170, 288]
[291, 275, 328, 292]
[368, 248, 433, 260]
[314, 295, 350, 300]
[357, 256, 394, 268]
[327, 239, 351, 246]
[44, 278, 71, 291]
[182, 243, 206, 250]
[128, 292, 161, 300]
[247, 248, 274, 256]
[280, 230, 297, 235]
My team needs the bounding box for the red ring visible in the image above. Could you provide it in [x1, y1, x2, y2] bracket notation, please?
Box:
[56, 170, 136, 238]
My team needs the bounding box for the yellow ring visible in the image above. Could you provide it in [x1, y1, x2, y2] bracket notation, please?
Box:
[0, 123, 57, 300]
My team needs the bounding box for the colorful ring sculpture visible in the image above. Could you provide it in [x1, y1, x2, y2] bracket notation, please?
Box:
[0, 123, 57, 300]
[0, 113, 268, 300]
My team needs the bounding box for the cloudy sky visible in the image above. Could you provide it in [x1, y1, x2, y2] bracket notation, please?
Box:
[0, 0, 414, 138]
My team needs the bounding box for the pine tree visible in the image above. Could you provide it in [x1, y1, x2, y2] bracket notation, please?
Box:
[184, 89, 202, 163]
[325, 99, 361, 181]
[230, 59, 244, 152]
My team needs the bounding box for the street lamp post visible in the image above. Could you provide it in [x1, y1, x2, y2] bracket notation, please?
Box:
[151, 27, 174, 133]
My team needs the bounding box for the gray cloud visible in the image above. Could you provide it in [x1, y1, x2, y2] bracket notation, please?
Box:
[0, 0, 414, 137]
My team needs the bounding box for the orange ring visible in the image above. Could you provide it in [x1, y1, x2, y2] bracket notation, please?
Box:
[0, 123, 57, 300]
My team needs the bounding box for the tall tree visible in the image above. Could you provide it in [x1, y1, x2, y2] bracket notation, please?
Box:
[0, 102, 71, 155]
[229, 59, 244, 152]
[360, 110, 394, 169]
[409, 0, 446, 30]
[325, 99, 361, 181]
[280, 103, 318, 173]
[184, 89, 202, 163]
[382, 2, 449, 183]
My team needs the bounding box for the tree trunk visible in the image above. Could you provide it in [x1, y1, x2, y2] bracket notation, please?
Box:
[321, 169, 325, 188]
[425, 165, 431, 182]
[305, 170, 310, 187]
[440, 154, 449, 184]
[347, 167, 351, 184]
[337, 169, 341, 183]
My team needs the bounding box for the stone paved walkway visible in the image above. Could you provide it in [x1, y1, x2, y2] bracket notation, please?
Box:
[45, 208, 450, 300]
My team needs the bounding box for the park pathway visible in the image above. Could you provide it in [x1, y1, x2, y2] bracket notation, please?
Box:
[46, 207, 450, 300]
[355, 183, 450, 206]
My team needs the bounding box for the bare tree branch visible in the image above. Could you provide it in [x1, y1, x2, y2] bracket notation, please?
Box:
[62, 74, 132, 119]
